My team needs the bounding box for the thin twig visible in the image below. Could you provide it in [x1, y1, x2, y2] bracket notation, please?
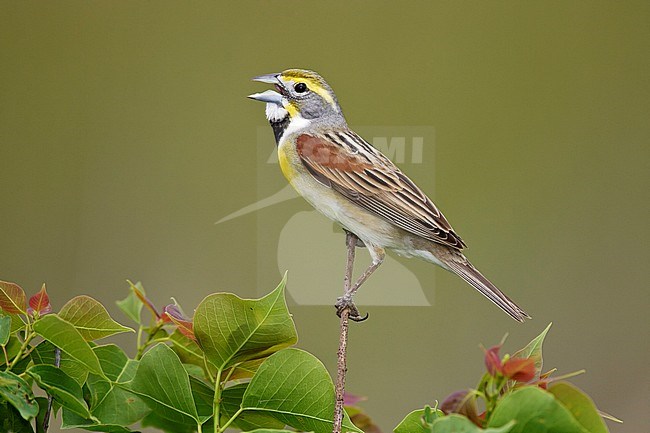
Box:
[42, 347, 61, 433]
[333, 231, 357, 433]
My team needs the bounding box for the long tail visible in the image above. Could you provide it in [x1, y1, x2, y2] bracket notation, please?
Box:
[444, 258, 530, 322]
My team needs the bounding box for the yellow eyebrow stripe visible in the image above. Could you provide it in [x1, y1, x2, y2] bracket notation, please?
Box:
[280, 73, 338, 111]
[309, 82, 336, 107]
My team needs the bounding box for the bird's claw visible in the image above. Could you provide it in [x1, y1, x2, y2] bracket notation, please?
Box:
[350, 311, 369, 322]
[335, 296, 369, 322]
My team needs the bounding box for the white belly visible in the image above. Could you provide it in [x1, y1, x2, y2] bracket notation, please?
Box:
[288, 170, 401, 248]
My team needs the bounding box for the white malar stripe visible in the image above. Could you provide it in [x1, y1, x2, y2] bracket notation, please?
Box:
[281, 114, 312, 139]
[265, 102, 288, 123]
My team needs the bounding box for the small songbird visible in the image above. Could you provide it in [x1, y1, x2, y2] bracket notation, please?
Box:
[249, 69, 529, 322]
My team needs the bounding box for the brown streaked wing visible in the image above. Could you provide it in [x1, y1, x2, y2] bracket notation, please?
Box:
[296, 133, 466, 249]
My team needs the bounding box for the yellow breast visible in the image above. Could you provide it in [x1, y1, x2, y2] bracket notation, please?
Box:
[277, 139, 299, 182]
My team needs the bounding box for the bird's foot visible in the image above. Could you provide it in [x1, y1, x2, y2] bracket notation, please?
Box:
[335, 295, 368, 322]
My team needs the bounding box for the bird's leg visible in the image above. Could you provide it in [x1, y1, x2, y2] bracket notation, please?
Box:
[342, 231, 357, 293]
[336, 255, 384, 322]
[336, 238, 385, 322]
[348, 248, 385, 296]
[335, 231, 364, 321]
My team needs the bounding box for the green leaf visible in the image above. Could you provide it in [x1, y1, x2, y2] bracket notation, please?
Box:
[0, 337, 21, 367]
[188, 376, 214, 421]
[31, 340, 89, 386]
[0, 400, 34, 433]
[513, 323, 552, 376]
[0, 371, 39, 420]
[222, 383, 285, 431]
[0, 310, 26, 334]
[0, 280, 27, 314]
[10, 349, 33, 375]
[170, 328, 205, 367]
[92, 344, 130, 381]
[85, 345, 150, 426]
[27, 364, 91, 418]
[59, 295, 133, 341]
[141, 411, 196, 433]
[225, 358, 265, 381]
[61, 408, 137, 432]
[242, 348, 361, 433]
[89, 380, 149, 426]
[128, 343, 200, 424]
[430, 414, 514, 432]
[194, 275, 297, 371]
[548, 382, 609, 433]
[488, 386, 590, 433]
[33, 314, 104, 376]
[116, 282, 145, 325]
[184, 363, 206, 379]
[394, 406, 444, 433]
[0, 315, 10, 345]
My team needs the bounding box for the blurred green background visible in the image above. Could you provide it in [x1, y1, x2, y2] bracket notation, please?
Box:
[1, 1, 648, 432]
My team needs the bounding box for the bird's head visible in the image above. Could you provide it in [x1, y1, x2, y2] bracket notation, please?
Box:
[248, 69, 345, 143]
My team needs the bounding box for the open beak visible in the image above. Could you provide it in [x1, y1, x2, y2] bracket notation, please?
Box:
[251, 73, 281, 84]
[248, 73, 285, 104]
[247, 89, 284, 104]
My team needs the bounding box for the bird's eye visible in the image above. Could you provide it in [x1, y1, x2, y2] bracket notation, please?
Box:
[294, 82, 308, 93]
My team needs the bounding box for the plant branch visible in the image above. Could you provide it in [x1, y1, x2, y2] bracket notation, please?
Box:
[1, 345, 8, 367]
[220, 408, 243, 431]
[203, 356, 215, 383]
[222, 362, 238, 385]
[7, 330, 34, 371]
[136, 321, 163, 360]
[213, 368, 223, 433]
[333, 231, 357, 433]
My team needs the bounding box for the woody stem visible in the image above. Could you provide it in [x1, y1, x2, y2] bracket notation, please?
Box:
[333, 231, 357, 433]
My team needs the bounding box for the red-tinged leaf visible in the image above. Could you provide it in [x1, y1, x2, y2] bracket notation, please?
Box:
[502, 357, 536, 382]
[174, 321, 195, 340]
[28, 284, 52, 315]
[347, 405, 383, 433]
[440, 390, 467, 414]
[440, 389, 481, 426]
[534, 368, 556, 389]
[534, 368, 585, 391]
[162, 304, 186, 322]
[539, 369, 556, 380]
[0, 280, 27, 314]
[484, 344, 503, 376]
[133, 284, 159, 319]
[163, 305, 195, 341]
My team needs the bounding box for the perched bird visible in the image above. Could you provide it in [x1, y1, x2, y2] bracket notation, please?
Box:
[249, 69, 529, 322]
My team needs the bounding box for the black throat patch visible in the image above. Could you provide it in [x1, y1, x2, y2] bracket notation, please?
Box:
[270, 115, 290, 145]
